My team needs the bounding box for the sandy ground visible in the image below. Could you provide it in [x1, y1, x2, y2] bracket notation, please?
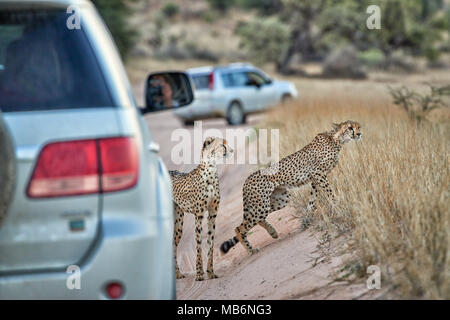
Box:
[140, 106, 383, 300]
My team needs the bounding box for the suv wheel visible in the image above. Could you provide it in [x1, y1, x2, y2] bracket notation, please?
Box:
[183, 120, 195, 126]
[226, 101, 246, 125]
[0, 113, 16, 227]
[281, 94, 292, 104]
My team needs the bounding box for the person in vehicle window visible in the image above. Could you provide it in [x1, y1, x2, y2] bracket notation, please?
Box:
[148, 75, 178, 109]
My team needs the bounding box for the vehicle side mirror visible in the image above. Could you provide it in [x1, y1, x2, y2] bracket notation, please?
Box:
[142, 72, 194, 114]
[265, 78, 272, 85]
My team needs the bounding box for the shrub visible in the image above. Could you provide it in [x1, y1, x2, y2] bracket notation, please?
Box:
[234, 0, 282, 15]
[201, 10, 222, 23]
[236, 17, 290, 67]
[357, 49, 386, 68]
[322, 46, 366, 79]
[389, 84, 450, 123]
[207, 0, 233, 12]
[162, 2, 180, 19]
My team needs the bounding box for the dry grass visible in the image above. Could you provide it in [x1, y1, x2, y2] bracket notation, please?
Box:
[262, 91, 449, 299]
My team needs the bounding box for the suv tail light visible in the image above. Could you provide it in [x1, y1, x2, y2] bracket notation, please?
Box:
[27, 137, 138, 198]
[99, 138, 138, 193]
[208, 72, 215, 90]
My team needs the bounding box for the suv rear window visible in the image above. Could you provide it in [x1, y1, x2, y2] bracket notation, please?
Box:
[0, 9, 113, 112]
[191, 74, 210, 90]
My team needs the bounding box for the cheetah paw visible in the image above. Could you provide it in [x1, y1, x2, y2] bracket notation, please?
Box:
[176, 273, 185, 279]
[195, 274, 205, 281]
[207, 272, 219, 279]
[249, 248, 260, 255]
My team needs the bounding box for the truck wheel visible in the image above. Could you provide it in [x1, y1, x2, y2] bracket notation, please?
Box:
[0, 112, 16, 227]
[226, 101, 246, 125]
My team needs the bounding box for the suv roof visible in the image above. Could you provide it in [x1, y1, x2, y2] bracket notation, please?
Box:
[187, 62, 254, 75]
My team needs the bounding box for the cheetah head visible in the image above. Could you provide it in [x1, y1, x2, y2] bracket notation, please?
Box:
[202, 137, 234, 159]
[332, 120, 362, 144]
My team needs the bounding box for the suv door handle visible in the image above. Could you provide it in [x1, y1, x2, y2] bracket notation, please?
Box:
[148, 141, 160, 153]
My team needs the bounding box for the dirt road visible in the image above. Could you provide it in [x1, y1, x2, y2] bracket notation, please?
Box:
[143, 109, 379, 300]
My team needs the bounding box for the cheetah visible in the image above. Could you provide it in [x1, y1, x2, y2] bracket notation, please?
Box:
[220, 120, 362, 255]
[171, 137, 233, 281]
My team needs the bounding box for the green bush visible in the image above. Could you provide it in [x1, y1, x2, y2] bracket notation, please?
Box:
[358, 49, 386, 67]
[201, 10, 222, 23]
[162, 2, 180, 18]
[207, 0, 234, 12]
[234, 0, 282, 15]
[236, 17, 290, 66]
[322, 46, 367, 79]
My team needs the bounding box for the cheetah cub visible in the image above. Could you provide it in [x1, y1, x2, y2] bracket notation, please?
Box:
[170, 137, 233, 281]
[220, 120, 362, 255]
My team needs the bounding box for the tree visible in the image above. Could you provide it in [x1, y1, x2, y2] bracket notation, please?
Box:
[363, 0, 447, 62]
[277, 0, 330, 73]
[92, 0, 140, 60]
[236, 17, 290, 68]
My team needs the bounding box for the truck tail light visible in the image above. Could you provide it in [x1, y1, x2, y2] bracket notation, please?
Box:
[208, 72, 215, 90]
[27, 137, 138, 198]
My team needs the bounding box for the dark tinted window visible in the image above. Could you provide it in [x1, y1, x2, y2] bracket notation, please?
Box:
[246, 72, 266, 86]
[0, 9, 113, 112]
[191, 74, 210, 90]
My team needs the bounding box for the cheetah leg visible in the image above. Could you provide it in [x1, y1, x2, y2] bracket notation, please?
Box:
[234, 222, 259, 255]
[311, 173, 336, 207]
[258, 220, 278, 239]
[194, 214, 205, 281]
[173, 203, 185, 279]
[256, 187, 289, 239]
[206, 203, 219, 279]
[306, 182, 318, 212]
[235, 196, 271, 255]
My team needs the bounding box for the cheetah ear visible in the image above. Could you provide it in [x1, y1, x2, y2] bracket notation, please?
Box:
[203, 137, 215, 149]
[332, 123, 340, 130]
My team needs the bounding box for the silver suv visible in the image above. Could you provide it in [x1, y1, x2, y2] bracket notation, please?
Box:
[174, 63, 298, 125]
[0, 0, 193, 299]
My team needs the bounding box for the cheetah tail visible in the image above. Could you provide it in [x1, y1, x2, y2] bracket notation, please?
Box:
[220, 236, 238, 254]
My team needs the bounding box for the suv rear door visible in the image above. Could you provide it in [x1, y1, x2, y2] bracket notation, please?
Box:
[189, 72, 213, 118]
[0, 8, 117, 273]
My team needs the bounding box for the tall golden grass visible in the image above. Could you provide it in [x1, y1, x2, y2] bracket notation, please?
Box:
[263, 92, 449, 299]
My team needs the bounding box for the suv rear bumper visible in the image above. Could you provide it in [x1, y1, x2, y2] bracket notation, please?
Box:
[0, 216, 175, 299]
